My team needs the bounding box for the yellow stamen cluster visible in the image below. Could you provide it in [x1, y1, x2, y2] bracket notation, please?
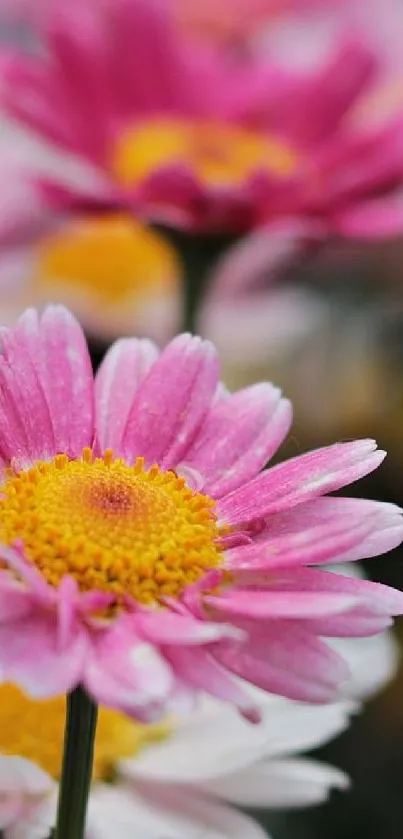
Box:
[112, 118, 298, 187]
[0, 449, 223, 605]
[0, 683, 167, 780]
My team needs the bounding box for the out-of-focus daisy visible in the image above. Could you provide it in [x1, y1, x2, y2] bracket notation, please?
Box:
[0, 304, 402, 719]
[0, 0, 402, 341]
[1, 0, 403, 238]
[0, 627, 397, 839]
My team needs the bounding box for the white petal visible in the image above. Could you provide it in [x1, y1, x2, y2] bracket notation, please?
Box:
[121, 693, 355, 783]
[331, 631, 399, 700]
[0, 757, 52, 795]
[200, 758, 349, 808]
[87, 783, 269, 839]
[7, 792, 57, 839]
[0, 757, 55, 838]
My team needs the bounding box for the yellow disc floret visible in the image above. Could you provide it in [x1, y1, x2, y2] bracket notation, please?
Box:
[0, 683, 167, 780]
[112, 118, 298, 187]
[0, 449, 223, 605]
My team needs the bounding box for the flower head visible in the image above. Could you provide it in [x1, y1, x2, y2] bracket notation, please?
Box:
[1, 0, 403, 237]
[0, 304, 402, 721]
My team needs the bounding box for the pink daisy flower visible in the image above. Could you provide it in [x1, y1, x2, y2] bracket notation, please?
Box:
[0, 303, 402, 722]
[1, 0, 403, 238]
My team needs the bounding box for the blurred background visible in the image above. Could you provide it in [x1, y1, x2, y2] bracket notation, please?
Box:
[1, 0, 403, 836]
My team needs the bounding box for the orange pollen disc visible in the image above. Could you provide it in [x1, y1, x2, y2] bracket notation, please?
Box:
[0, 449, 224, 605]
[111, 118, 298, 187]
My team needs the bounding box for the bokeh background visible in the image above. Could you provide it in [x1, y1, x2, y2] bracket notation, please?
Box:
[1, 0, 403, 837]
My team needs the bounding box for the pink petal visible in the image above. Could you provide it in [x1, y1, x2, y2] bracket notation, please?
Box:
[84, 615, 174, 722]
[0, 326, 55, 469]
[206, 590, 359, 620]
[214, 624, 350, 703]
[302, 611, 393, 637]
[231, 567, 403, 633]
[0, 574, 36, 622]
[183, 383, 292, 498]
[218, 440, 385, 525]
[95, 337, 159, 454]
[11, 305, 94, 458]
[164, 644, 260, 722]
[205, 217, 324, 299]
[121, 334, 219, 468]
[0, 613, 87, 697]
[282, 40, 376, 146]
[0, 170, 53, 249]
[226, 508, 390, 570]
[317, 119, 403, 209]
[337, 521, 403, 562]
[0, 544, 53, 600]
[261, 566, 403, 616]
[136, 610, 242, 645]
[47, 1, 115, 161]
[200, 287, 329, 382]
[57, 575, 81, 649]
[254, 496, 402, 546]
[334, 192, 403, 239]
[100, 0, 198, 115]
[0, 53, 92, 156]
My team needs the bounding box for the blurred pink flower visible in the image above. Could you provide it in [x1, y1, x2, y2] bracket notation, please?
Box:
[0, 304, 402, 721]
[1, 0, 403, 238]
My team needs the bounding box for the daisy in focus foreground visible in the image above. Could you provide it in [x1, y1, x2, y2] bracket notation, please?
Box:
[0, 304, 402, 720]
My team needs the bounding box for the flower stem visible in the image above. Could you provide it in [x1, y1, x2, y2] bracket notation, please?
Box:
[54, 686, 98, 839]
[152, 225, 237, 333]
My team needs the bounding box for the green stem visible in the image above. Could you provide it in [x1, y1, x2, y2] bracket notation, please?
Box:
[152, 225, 237, 334]
[54, 687, 98, 839]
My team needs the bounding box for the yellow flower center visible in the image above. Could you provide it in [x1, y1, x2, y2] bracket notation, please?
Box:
[0, 683, 167, 780]
[0, 449, 223, 605]
[33, 214, 180, 310]
[111, 118, 297, 187]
